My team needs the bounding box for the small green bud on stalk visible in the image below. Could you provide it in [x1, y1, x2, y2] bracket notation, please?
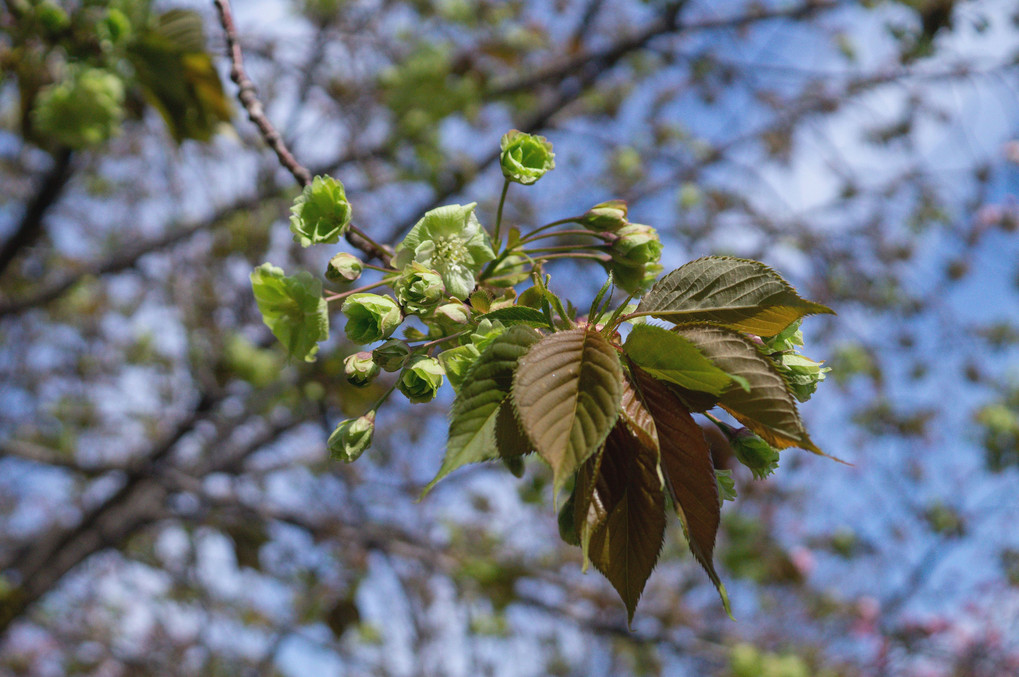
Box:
[326, 252, 364, 283]
[398, 355, 444, 403]
[343, 351, 379, 386]
[372, 340, 412, 372]
[328, 412, 375, 462]
[579, 200, 629, 232]
[341, 293, 402, 344]
[499, 130, 555, 185]
[395, 263, 445, 314]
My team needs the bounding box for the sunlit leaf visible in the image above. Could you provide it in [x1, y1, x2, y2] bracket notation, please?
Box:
[675, 324, 828, 457]
[624, 323, 734, 395]
[423, 325, 541, 495]
[636, 256, 833, 336]
[632, 367, 731, 616]
[512, 328, 622, 496]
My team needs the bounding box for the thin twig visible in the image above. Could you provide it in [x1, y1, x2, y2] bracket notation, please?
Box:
[212, 0, 391, 264]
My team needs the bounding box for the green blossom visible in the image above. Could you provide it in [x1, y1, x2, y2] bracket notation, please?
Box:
[731, 429, 780, 479]
[328, 413, 375, 462]
[395, 263, 445, 314]
[343, 351, 379, 386]
[579, 200, 628, 232]
[610, 223, 662, 267]
[394, 203, 495, 299]
[438, 343, 480, 391]
[762, 321, 830, 402]
[372, 339, 412, 372]
[500, 130, 555, 185]
[715, 469, 737, 505]
[341, 293, 402, 344]
[398, 355, 444, 403]
[250, 263, 329, 362]
[605, 223, 663, 294]
[32, 66, 125, 149]
[326, 252, 363, 283]
[290, 175, 352, 247]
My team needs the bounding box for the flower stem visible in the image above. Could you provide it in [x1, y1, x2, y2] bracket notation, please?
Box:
[517, 229, 613, 246]
[324, 279, 389, 302]
[521, 244, 608, 255]
[417, 329, 469, 352]
[530, 252, 612, 263]
[492, 179, 510, 250]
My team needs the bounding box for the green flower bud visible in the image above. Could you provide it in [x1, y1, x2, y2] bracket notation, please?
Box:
[398, 355, 444, 403]
[328, 412, 375, 462]
[731, 429, 780, 479]
[430, 302, 472, 336]
[437, 343, 480, 392]
[341, 293, 402, 344]
[395, 263, 445, 314]
[609, 261, 662, 295]
[500, 130, 555, 185]
[579, 200, 628, 232]
[290, 175, 352, 247]
[326, 252, 363, 283]
[343, 351, 379, 386]
[372, 339, 412, 372]
[32, 66, 125, 149]
[610, 223, 662, 267]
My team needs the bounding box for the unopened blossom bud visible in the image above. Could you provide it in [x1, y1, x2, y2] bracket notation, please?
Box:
[398, 355, 444, 403]
[343, 351, 379, 386]
[500, 130, 555, 185]
[326, 252, 363, 283]
[328, 412, 375, 462]
[341, 293, 402, 344]
[579, 200, 628, 232]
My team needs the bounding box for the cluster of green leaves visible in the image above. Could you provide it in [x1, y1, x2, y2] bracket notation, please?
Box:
[4, 0, 230, 150]
[251, 130, 834, 621]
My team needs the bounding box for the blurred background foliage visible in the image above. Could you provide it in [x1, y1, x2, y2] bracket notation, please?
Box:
[2, 0, 1019, 675]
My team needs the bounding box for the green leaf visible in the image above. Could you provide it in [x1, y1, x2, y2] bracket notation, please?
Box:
[635, 256, 834, 336]
[477, 306, 549, 328]
[584, 422, 667, 625]
[422, 326, 541, 496]
[674, 324, 829, 457]
[632, 367, 731, 617]
[250, 263, 328, 362]
[624, 324, 734, 396]
[512, 328, 623, 496]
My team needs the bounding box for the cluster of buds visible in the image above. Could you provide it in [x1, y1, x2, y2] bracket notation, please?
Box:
[578, 200, 663, 294]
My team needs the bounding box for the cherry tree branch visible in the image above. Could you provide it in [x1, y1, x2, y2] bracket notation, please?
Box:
[212, 0, 391, 264]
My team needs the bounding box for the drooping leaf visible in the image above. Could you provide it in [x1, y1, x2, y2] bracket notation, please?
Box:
[477, 306, 550, 328]
[619, 376, 659, 454]
[128, 10, 231, 143]
[512, 328, 622, 496]
[574, 378, 661, 571]
[250, 263, 328, 362]
[422, 325, 541, 496]
[584, 422, 667, 625]
[624, 323, 734, 395]
[632, 367, 731, 617]
[635, 256, 834, 336]
[674, 324, 827, 456]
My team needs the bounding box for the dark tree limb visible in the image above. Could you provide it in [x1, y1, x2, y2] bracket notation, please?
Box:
[0, 148, 74, 280]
